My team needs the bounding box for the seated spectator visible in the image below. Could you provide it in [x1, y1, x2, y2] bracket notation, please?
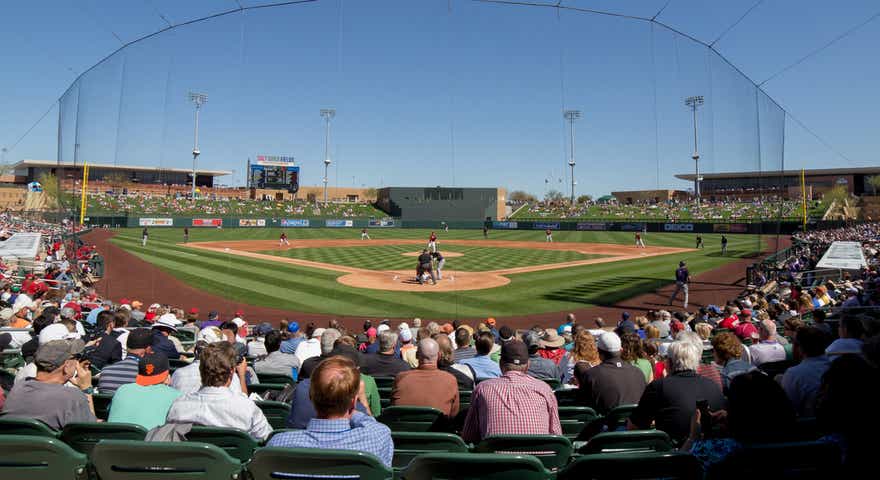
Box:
[362, 331, 410, 377]
[748, 319, 786, 366]
[432, 333, 474, 390]
[538, 329, 568, 366]
[677, 331, 722, 388]
[299, 328, 343, 380]
[522, 331, 559, 380]
[712, 332, 755, 391]
[98, 328, 154, 394]
[108, 353, 181, 430]
[458, 332, 502, 382]
[812, 309, 832, 336]
[269, 356, 393, 467]
[151, 315, 181, 360]
[171, 328, 246, 395]
[453, 327, 476, 361]
[280, 322, 304, 354]
[826, 314, 865, 357]
[199, 310, 222, 329]
[564, 330, 600, 385]
[1, 339, 96, 429]
[461, 340, 562, 443]
[254, 330, 301, 378]
[86, 310, 123, 369]
[650, 310, 672, 339]
[391, 338, 459, 417]
[398, 324, 418, 368]
[294, 327, 324, 364]
[165, 342, 272, 441]
[575, 332, 646, 414]
[629, 340, 725, 444]
[14, 321, 80, 386]
[247, 322, 274, 357]
[620, 332, 653, 383]
[18, 313, 55, 362]
[781, 327, 832, 417]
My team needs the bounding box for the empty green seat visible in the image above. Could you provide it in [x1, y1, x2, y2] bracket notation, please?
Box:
[0, 434, 88, 480]
[578, 430, 674, 455]
[400, 452, 548, 480]
[90, 440, 242, 480]
[91, 393, 114, 421]
[474, 434, 572, 471]
[707, 441, 841, 479]
[255, 400, 291, 430]
[377, 406, 444, 432]
[558, 406, 599, 423]
[186, 426, 259, 463]
[372, 376, 395, 389]
[254, 373, 295, 385]
[60, 422, 147, 455]
[554, 388, 579, 407]
[391, 432, 468, 470]
[377, 386, 393, 399]
[0, 417, 58, 437]
[248, 447, 392, 480]
[557, 451, 702, 480]
[603, 404, 637, 430]
[248, 383, 288, 397]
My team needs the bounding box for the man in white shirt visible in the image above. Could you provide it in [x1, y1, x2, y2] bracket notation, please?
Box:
[748, 319, 787, 366]
[294, 328, 324, 364]
[171, 330, 247, 395]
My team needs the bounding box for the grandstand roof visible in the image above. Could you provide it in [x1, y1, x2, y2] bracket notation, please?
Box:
[676, 166, 880, 181]
[13, 160, 231, 177]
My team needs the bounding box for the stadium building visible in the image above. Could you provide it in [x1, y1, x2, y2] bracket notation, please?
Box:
[377, 187, 506, 221]
[676, 167, 880, 200]
[11, 160, 231, 189]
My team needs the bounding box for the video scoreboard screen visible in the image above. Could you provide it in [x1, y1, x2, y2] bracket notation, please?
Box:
[249, 156, 299, 192]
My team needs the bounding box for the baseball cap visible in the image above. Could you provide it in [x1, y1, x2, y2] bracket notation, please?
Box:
[254, 322, 274, 336]
[500, 340, 529, 366]
[148, 303, 161, 311]
[622, 312, 631, 321]
[39, 323, 77, 344]
[197, 326, 225, 344]
[0, 308, 13, 321]
[153, 314, 179, 331]
[366, 327, 378, 339]
[377, 324, 390, 334]
[499, 325, 515, 342]
[597, 332, 622, 353]
[738, 309, 752, 317]
[679, 261, 686, 267]
[312, 327, 326, 339]
[126, 328, 154, 349]
[136, 353, 170, 386]
[119, 298, 131, 305]
[189, 307, 200, 315]
[207, 311, 219, 320]
[234, 310, 244, 317]
[398, 322, 410, 332]
[486, 317, 496, 326]
[400, 327, 413, 342]
[287, 321, 300, 333]
[35, 339, 85, 371]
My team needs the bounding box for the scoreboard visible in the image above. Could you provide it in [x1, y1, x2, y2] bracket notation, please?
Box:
[249, 156, 299, 192]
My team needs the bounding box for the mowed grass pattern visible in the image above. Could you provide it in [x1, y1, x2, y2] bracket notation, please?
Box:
[265, 244, 607, 272]
[111, 228, 771, 318]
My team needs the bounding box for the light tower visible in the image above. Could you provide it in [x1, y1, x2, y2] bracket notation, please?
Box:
[188, 92, 208, 201]
[563, 109, 582, 204]
[685, 95, 704, 204]
[320, 108, 335, 205]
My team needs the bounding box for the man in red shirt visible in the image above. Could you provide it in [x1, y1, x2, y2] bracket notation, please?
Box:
[545, 229, 553, 242]
[427, 232, 437, 253]
[718, 306, 740, 330]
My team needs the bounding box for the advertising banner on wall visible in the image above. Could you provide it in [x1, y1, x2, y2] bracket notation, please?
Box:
[577, 222, 607, 231]
[368, 219, 396, 227]
[492, 221, 518, 229]
[533, 222, 560, 230]
[619, 223, 646, 231]
[663, 223, 694, 232]
[239, 219, 267, 227]
[280, 219, 310, 227]
[138, 218, 173, 227]
[713, 223, 748, 233]
[192, 218, 222, 227]
[326, 219, 354, 228]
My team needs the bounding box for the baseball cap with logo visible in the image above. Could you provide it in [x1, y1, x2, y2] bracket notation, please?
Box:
[197, 326, 226, 344]
[34, 339, 85, 372]
[136, 353, 170, 386]
[500, 340, 529, 366]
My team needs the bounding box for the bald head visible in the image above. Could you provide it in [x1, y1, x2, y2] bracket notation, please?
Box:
[417, 338, 440, 365]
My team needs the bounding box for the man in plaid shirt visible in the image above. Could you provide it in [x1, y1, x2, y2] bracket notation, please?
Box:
[461, 340, 562, 443]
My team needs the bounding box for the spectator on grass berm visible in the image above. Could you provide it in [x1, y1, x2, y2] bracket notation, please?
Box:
[781, 327, 832, 417]
[576, 332, 646, 414]
[299, 328, 343, 380]
[108, 353, 181, 430]
[151, 314, 181, 360]
[247, 322, 274, 358]
[171, 328, 247, 395]
[280, 321, 305, 354]
[254, 330, 301, 379]
[453, 327, 476, 362]
[748, 319, 786, 366]
[522, 331, 559, 381]
[458, 332, 502, 382]
[295, 326, 324, 364]
[432, 333, 474, 390]
[165, 341, 272, 441]
[677, 331, 722, 388]
[269, 355, 393, 467]
[564, 330, 601, 385]
[391, 338, 460, 417]
[711, 332, 755, 393]
[461, 340, 562, 443]
[98, 328, 154, 394]
[628, 340, 725, 444]
[1, 339, 96, 429]
[85, 310, 122, 369]
[620, 332, 653, 383]
[362, 331, 410, 377]
[826, 314, 866, 358]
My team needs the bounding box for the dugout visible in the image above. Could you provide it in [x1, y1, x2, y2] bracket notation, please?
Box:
[376, 187, 506, 222]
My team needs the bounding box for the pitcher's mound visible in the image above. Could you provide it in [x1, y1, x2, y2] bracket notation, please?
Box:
[400, 251, 464, 258]
[336, 270, 509, 292]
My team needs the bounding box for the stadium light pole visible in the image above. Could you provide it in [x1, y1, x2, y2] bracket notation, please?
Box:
[685, 95, 704, 205]
[320, 108, 335, 205]
[189, 92, 208, 201]
[1, 147, 7, 166]
[563, 110, 581, 205]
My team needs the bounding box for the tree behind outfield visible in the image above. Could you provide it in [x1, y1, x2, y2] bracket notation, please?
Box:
[576, 194, 592, 204]
[509, 190, 537, 203]
[544, 190, 564, 203]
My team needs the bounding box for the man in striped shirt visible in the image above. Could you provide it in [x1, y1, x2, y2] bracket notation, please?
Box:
[461, 340, 562, 443]
[97, 328, 153, 394]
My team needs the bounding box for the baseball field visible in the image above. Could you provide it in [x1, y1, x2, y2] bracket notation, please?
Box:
[94, 227, 774, 321]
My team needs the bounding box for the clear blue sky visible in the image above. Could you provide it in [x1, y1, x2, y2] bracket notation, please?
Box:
[1, 0, 877, 197]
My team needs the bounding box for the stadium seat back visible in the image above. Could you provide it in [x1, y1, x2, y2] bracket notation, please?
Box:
[377, 406, 445, 432]
[541, 378, 561, 390]
[400, 452, 548, 480]
[577, 430, 674, 455]
[186, 426, 259, 463]
[248, 447, 392, 480]
[558, 451, 702, 480]
[0, 417, 58, 437]
[758, 359, 794, 378]
[248, 383, 288, 397]
[372, 376, 395, 389]
[91, 393, 114, 421]
[255, 400, 292, 430]
[554, 388, 579, 407]
[603, 404, 638, 429]
[391, 432, 468, 469]
[474, 434, 572, 470]
[254, 373, 296, 385]
[707, 441, 841, 479]
[0, 434, 88, 480]
[90, 440, 242, 480]
[60, 422, 147, 455]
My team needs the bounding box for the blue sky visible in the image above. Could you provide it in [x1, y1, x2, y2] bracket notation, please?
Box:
[1, 0, 878, 197]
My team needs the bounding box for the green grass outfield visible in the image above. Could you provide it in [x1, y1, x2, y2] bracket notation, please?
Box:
[111, 228, 769, 318]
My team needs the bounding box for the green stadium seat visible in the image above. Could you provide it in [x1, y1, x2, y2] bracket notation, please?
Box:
[171, 329, 195, 344]
[458, 389, 473, 405]
[248, 447, 392, 480]
[90, 440, 242, 480]
[372, 376, 395, 389]
[255, 400, 291, 430]
[577, 430, 674, 455]
[706, 441, 841, 479]
[558, 406, 600, 439]
[554, 388, 579, 407]
[253, 373, 295, 385]
[557, 451, 702, 480]
[474, 434, 572, 471]
[59, 422, 147, 455]
[377, 386, 393, 399]
[0, 434, 88, 480]
[603, 404, 638, 430]
[701, 349, 715, 364]
[91, 393, 114, 421]
[390, 432, 469, 470]
[758, 359, 794, 378]
[380, 398, 391, 409]
[400, 452, 548, 480]
[0, 417, 58, 437]
[186, 426, 259, 463]
[377, 406, 445, 432]
[541, 378, 561, 390]
[248, 383, 288, 397]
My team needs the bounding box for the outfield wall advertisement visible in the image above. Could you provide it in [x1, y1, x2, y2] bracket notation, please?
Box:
[193, 218, 222, 227]
[492, 221, 518, 229]
[713, 223, 748, 233]
[138, 218, 173, 227]
[663, 223, 694, 232]
[326, 219, 354, 227]
[533, 222, 560, 230]
[368, 219, 396, 227]
[280, 219, 310, 227]
[576, 222, 607, 231]
[239, 219, 266, 227]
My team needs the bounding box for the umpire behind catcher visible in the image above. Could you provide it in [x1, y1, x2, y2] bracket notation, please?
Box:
[417, 249, 437, 285]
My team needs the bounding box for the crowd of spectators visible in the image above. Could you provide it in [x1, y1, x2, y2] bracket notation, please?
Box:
[512, 198, 802, 222]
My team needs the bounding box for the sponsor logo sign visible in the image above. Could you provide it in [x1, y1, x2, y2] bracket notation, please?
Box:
[663, 223, 694, 232]
[533, 222, 560, 230]
[620, 223, 646, 232]
[239, 219, 266, 227]
[492, 221, 518, 229]
[368, 219, 396, 227]
[138, 218, 173, 227]
[192, 218, 222, 227]
[326, 219, 354, 228]
[577, 222, 606, 231]
[280, 219, 310, 227]
[713, 223, 748, 233]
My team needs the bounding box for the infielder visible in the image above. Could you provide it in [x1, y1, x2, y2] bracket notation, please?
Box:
[142, 227, 148, 247]
[361, 228, 370, 240]
[545, 228, 553, 242]
[721, 235, 728, 255]
[635, 232, 645, 248]
[279, 232, 290, 247]
[669, 260, 690, 309]
[427, 231, 438, 253]
[696, 235, 704, 249]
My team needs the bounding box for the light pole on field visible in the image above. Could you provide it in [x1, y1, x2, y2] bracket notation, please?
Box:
[685, 95, 704, 205]
[563, 109, 581, 205]
[320, 108, 335, 206]
[189, 91, 208, 201]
